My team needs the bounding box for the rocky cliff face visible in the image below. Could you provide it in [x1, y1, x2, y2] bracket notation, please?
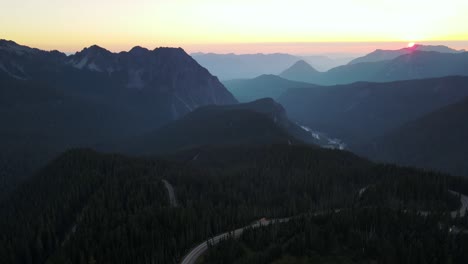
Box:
[0, 40, 238, 195]
[0, 40, 67, 79]
[0, 40, 237, 119]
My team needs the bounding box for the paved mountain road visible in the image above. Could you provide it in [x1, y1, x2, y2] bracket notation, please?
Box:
[450, 190, 468, 218]
[180, 218, 290, 264]
[162, 179, 178, 207]
[179, 189, 468, 264]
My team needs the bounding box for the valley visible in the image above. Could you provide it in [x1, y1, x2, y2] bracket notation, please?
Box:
[1, 38, 468, 264]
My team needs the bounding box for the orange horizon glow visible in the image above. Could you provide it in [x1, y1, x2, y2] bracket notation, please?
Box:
[4, 41, 463, 57]
[2, 0, 468, 55]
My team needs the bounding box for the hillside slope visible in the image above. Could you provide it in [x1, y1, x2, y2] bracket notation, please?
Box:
[123, 98, 321, 155]
[1, 145, 466, 264]
[0, 40, 237, 197]
[278, 76, 468, 144]
[223, 74, 315, 102]
[358, 96, 468, 177]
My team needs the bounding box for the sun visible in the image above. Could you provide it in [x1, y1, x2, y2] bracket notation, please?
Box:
[408, 42, 416, 48]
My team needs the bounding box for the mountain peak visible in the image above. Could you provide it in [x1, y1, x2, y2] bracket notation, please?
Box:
[0, 39, 18, 47]
[153, 47, 186, 55]
[253, 74, 284, 81]
[285, 60, 319, 73]
[279, 60, 320, 82]
[0, 39, 36, 55]
[129, 46, 150, 54]
[80, 45, 111, 55]
[411, 44, 465, 53]
[292, 59, 315, 68]
[151, 47, 191, 61]
[350, 44, 465, 65]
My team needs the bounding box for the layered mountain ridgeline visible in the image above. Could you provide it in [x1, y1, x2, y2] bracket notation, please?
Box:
[121, 98, 326, 155]
[2, 145, 467, 264]
[348, 44, 465, 65]
[191, 53, 300, 80]
[279, 60, 321, 83]
[278, 47, 468, 85]
[0, 40, 236, 198]
[191, 53, 349, 80]
[223, 75, 315, 102]
[0, 40, 236, 116]
[278, 76, 468, 145]
[201, 208, 468, 264]
[66, 45, 236, 111]
[224, 74, 468, 178]
[358, 96, 468, 177]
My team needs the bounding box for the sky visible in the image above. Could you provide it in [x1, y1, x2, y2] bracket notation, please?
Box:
[1, 0, 468, 55]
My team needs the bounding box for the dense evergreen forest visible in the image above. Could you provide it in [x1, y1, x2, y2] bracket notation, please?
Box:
[1, 145, 468, 264]
[202, 209, 468, 264]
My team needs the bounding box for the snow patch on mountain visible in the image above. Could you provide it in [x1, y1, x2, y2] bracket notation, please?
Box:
[87, 62, 101, 72]
[73, 56, 89, 69]
[300, 125, 321, 140]
[0, 62, 27, 80]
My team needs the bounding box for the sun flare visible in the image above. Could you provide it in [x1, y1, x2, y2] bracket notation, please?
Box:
[408, 42, 416, 47]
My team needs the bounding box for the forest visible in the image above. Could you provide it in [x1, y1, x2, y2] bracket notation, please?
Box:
[1, 144, 468, 263]
[202, 208, 468, 264]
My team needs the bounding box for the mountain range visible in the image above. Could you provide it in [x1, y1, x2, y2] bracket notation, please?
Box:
[348, 44, 465, 65]
[0, 40, 236, 115]
[278, 46, 468, 85]
[2, 38, 468, 264]
[0, 39, 236, 196]
[221, 62, 468, 177]
[191, 52, 352, 80]
[277, 76, 468, 143]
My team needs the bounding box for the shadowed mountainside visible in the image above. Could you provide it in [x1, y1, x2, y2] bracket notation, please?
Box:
[0, 39, 237, 197]
[357, 96, 468, 177]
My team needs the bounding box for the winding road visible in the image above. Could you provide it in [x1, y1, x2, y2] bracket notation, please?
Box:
[180, 218, 290, 264]
[450, 190, 468, 218]
[179, 189, 468, 264]
[162, 179, 178, 207]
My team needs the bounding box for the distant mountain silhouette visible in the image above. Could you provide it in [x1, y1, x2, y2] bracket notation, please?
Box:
[67, 44, 116, 72]
[278, 50, 468, 84]
[0, 39, 236, 119]
[279, 60, 320, 82]
[0, 40, 236, 195]
[0, 40, 67, 79]
[223, 74, 314, 102]
[191, 53, 349, 80]
[301, 55, 354, 71]
[348, 44, 465, 65]
[359, 96, 468, 177]
[65, 45, 237, 113]
[191, 53, 299, 80]
[278, 76, 468, 144]
[124, 98, 318, 155]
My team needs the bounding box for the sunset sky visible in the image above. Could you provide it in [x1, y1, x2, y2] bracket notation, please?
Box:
[2, 0, 468, 55]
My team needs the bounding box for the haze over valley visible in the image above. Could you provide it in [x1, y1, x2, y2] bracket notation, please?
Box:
[2, 0, 468, 263]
